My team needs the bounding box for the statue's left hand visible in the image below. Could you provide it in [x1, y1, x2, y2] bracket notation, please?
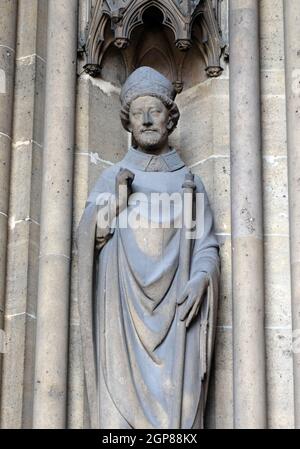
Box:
[177, 273, 209, 328]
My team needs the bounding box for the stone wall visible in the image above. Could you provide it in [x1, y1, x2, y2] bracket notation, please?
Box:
[0, 0, 298, 429]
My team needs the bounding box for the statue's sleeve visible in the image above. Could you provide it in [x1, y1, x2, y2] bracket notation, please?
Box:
[190, 175, 220, 410]
[190, 176, 220, 281]
[86, 168, 117, 251]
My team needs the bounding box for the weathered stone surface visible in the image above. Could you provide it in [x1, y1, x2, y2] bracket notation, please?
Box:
[261, 69, 285, 96]
[230, 1, 267, 428]
[68, 72, 92, 430]
[16, 0, 48, 61]
[67, 323, 85, 429]
[266, 329, 294, 429]
[0, 46, 15, 136]
[73, 152, 89, 221]
[192, 157, 231, 235]
[206, 327, 234, 429]
[216, 235, 232, 328]
[172, 81, 213, 166]
[283, 0, 300, 427]
[0, 313, 36, 429]
[33, 255, 71, 427]
[0, 1, 47, 428]
[5, 220, 39, 317]
[88, 77, 128, 163]
[264, 235, 292, 329]
[260, 0, 285, 71]
[261, 95, 287, 156]
[12, 56, 46, 145]
[9, 142, 42, 224]
[75, 78, 90, 156]
[21, 309, 36, 430]
[33, 0, 78, 429]
[0, 0, 18, 413]
[212, 92, 230, 155]
[263, 156, 289, 235]
[0, 135, 10, 215]
[0, 214, 8, 319]
[0, 0, 17, 49]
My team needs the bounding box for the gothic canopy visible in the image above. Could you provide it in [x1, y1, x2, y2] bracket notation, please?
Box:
[82, 0, 227, 86]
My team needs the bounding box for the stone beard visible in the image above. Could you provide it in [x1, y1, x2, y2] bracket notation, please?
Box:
[77, 67, 220, 429]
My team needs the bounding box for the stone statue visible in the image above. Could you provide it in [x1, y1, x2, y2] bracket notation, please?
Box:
[77, 67, 220, 429]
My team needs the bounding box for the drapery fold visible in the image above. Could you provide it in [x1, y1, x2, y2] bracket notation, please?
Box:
[76, 149, 219, 428]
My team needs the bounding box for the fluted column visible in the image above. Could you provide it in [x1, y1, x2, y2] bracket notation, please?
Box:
[0, 0, 17, 376]
[67, 0, 90, 428]
[33, 0, 78, 428]
[229, 0, 267, 428]
[283, 0, 300, 429]
[1, 0, 48, 429]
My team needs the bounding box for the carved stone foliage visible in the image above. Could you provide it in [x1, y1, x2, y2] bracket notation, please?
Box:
[82, 0, 227, 90]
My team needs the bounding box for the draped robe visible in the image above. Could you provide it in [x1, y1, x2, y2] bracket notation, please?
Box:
[77, 147, 220, 429]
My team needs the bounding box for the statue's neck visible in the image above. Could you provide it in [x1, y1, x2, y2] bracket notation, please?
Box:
[134, 142, 171, 156]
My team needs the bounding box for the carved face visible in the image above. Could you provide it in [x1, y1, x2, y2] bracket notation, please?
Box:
[129, 96, 170, 152]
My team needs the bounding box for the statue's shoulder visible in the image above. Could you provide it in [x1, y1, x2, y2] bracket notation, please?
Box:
[86, 164, 120, 205]
[92, 164, 120, 190]
[101, 163, 121, 179]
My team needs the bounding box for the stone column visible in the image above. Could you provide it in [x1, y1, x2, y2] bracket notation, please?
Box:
[283, 0, 300, 429]
[1, 0, 48, 429]
[33, 0, 78, 429]
[0, 0, 17, 374]
[229, 0, 267, 428]
[67, 0, 90, 428]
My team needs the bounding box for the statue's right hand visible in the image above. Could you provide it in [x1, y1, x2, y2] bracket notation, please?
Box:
[116, 167, 135, 189]
[115, 167, 135, 213]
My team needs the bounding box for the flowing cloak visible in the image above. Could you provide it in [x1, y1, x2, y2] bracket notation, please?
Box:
[76, 147, 220, 429]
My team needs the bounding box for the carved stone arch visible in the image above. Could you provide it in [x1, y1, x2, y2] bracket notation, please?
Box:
[84, 11, 111, 76]
[114, 0, 189, 49]
[101, 42, 128, 85]
[136, 46, 174, 79]
[82, 0, 228, 85]
[133, 21, 178, 84]
[195, 1, 225, 76]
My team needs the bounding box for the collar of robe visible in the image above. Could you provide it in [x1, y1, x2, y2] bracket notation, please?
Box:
[123, 146, 185, 172]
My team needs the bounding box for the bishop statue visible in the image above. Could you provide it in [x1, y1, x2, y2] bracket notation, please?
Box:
[77, 67, 220, 429]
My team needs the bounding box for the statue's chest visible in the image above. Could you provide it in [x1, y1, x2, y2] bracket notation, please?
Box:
[119, 189, 181, 257]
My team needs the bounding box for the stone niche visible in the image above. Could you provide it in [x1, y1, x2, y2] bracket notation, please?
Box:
[77, 2, 230, 426]
[83, 0, 226, 84]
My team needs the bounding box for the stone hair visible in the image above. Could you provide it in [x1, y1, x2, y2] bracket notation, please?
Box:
[120, 94, 180, 135]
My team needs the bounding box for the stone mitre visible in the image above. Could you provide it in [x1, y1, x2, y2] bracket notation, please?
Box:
[120, 66, 177, 107]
